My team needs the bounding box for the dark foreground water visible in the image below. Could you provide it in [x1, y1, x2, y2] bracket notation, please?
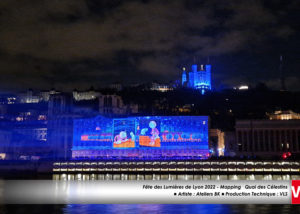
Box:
[1, 204, 300, 214]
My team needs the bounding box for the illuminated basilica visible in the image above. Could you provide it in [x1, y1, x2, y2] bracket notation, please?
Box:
[182, 64, 211, 94]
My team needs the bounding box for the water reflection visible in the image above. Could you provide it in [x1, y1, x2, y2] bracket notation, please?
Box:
[1, 204, 300, 214]
[62, 204, 300, 214]
[64, 204, 228, 214]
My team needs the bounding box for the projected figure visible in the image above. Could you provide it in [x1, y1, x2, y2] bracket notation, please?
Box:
[114, 131, 127, 144]
[149, 121, 159, 145]
[139, 120, 161, 147]
[113, 131, 135, 148]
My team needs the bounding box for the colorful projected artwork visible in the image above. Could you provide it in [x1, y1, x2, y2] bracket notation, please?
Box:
[72, 115, 209, 159]
[113, 118, 136, 148]
[113, 131, 135, 148]
[139, 120, 161, 147]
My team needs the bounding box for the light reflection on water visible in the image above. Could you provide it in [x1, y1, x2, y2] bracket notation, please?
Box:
[1, 204, 300, 214]
[63, 204, 300, 214]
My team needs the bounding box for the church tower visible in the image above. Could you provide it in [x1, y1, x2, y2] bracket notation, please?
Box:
[181, 67, 187, 86]
[181, 63, 212, 93]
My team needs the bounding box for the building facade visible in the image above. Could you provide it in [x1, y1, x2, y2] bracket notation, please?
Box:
[47, 93, 78, 160]
[72, 115, 209, 160]
[73, 89, 100, 101]
[0, 129, 12, 159]
[235, 120, 300, 158]
[209, 129, 225, 156]
[268, 110, 300, 120]
[99, 95, 138, 116]
[150, 82, 173, 92]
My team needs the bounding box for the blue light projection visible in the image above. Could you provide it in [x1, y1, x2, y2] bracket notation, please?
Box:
[72, 116, 209, 160]
[182, 64, 211, 93]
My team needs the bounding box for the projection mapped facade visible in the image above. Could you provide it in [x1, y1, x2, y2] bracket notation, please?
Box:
[72, 116, 209, 159]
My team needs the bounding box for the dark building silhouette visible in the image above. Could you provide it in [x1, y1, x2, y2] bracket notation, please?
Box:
[47, 93, 76, 160]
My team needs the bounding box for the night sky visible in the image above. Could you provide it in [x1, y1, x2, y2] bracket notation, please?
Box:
[0, 0, 299, 91]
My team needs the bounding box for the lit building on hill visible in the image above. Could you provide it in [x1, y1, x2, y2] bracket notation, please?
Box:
[182, 64, 211, 94]
[268, 110, 300, 120]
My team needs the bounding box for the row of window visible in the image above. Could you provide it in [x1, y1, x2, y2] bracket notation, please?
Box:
[237, 129, 300, 152]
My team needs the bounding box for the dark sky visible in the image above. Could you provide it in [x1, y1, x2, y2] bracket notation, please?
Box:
[0, 0, 299, 92]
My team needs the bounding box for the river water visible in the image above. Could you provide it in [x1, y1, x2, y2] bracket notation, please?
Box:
[1, 173, 300, 213]
[63, 204, 300, 214]
[1, 204, 300, 214]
